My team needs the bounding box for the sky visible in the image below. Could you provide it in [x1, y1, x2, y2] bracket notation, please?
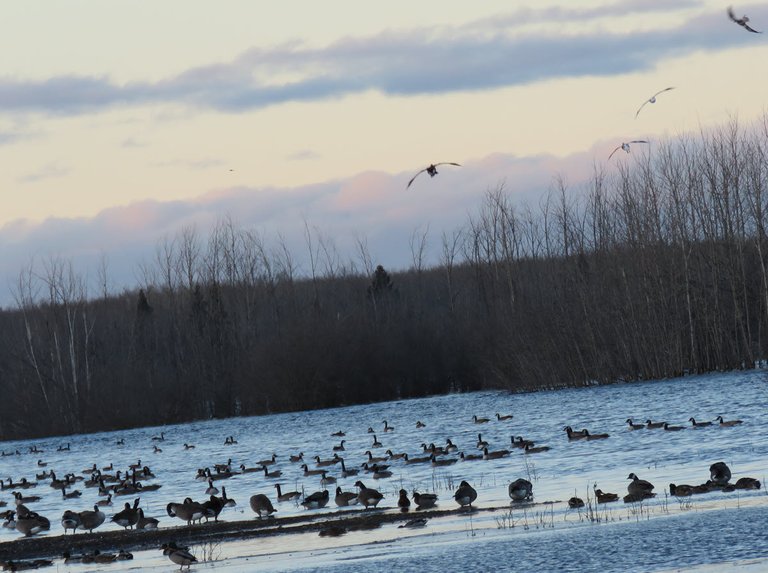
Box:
[1, 0, 767, 306]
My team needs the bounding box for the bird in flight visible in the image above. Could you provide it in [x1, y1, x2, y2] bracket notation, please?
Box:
[609, 141, 649, 160]
[635, 87, 675, 119]
[407, 162, 461, 189]
[728, 6, 762, 33]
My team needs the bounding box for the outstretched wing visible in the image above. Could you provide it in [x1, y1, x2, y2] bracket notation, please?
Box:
[608, 146, 622, 160]
[727, 6, 737, 23]
[433, 162, 461, 168]
[744, 22, 762, 33]
[629, 140, 649, 144]
[653, 87, 675, 98]
[634, 100, 650, 119]
[406, 168, 428, 189]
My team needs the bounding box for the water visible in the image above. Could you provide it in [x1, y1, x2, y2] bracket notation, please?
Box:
[1, 370, 766, 571]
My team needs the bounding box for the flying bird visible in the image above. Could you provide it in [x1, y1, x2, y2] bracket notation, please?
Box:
[635, 87, 675, 119]
[728, 6, 762, 33]
[407, 162, 461, 189]
[608, 141, 649, 160]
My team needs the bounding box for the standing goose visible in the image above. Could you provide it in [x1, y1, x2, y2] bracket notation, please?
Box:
[61, 510, 81, 533]
[167, 498, 207, 525]
[688, 417, 712, 428]
[454, 481, 477, 508]
[273, 484, 301, 502]
[302, 490, 330, 510]
[397, 489, 411, 512]
[354, 481, 384, 508]
[715, 415, 743, 427]
[334, 487, 359, 507]
[627, 473, 655, 498]
[249, 494, 277, 518]
[508, 479, 533, 502]
[15, 511, 50, 536]
[111, 499, 140, 529]
[413, 492, 438, 509]
[78, 505, 106, 532]
[136, 508, 159, 529]
[710, 462, 732, 485]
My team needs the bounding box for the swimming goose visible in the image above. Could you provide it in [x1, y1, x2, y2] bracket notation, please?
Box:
[339, 458, 359, 477]
[183, 443, 195, 450]
[77, 505, 106, 532]
[136, 508, 159, 529]
[663, 423, 685, 431]
[403, 453, 431, 464]
[688, 417, 713, 428]
[367, 427, 375, 433]
[274, 483, 301, 502]
[524, 444, 550, 454]
[249, 494, 277, 518]
[111, 499, 141, 529]
[151, 432, 165, 442]
[61, 510, 81, 533]
[36, 459, 46, 467]
[454, 481, 477, 508]
[496, 413, 513, 421]
[564, 426, 587, 440]
[82, 463, 97, 474]
[476, 434, 489, 449]
[593, 487, 619, 504]
[444, 439, 459, 453]
[302, 489, 330, 509]
[239, 464, 260, 474]
[115, 438, 125, 446]
[645, 419, 665, 429]
[728, 6, 762, 33]
[627, 473, 655, 497]
[97, 494, 113, 507]
[333, 486, 358, 507]
[333, 440, 346, 452]
[14, 492, 41, 504]
[568, 497, 585, 508]
[482, 447, 510, 460]
[625, 419, 645, 430]
[205, 480, 219, 496]
[371, 465, 393, 479]
[61, 487, 82, 499]
[371, 434, 383, 448]
[398, 489, 411, 512]
[331, 430, 346, 437]
[416, 421, 426, 428]
[301, 464, 325, 477]
[715, 415, 743, 427]
[315, 454, 340, 467]
[421, 442, 445, 455]
[508, 478, 533, 501]
[459, 451, 483, 461]
[407, 162, 461, 189]
[473, 415, 490, 424]
[223, 436, 237, 445]
[15, 511, 50, 536]
[413, 492, 438, 509]
[365, 450, 387, 464]
[153, 445, 163, 453]
[635, 87, 675, 119]
[263, 466, 283, 479]
[383, 420, 395, 432]
[734, 477, 761, 490]
[582, 429, 610, 440]
[511, 436, 535, 449]
[386, 449, 407, 460]
[355, 481, 384, 508]
[431, 454, 458, 467]
[710, 462, 732, 485]
[163, 546, 197, 570]
[320, 471, 337, 485]
[129, 460, 142, 470]
[258, 454, 277, 466]
[289, 453, 304, 463]
[362, 462, 391, 473]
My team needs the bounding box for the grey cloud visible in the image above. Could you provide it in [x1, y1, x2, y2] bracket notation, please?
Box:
[18, 163, 69, 183]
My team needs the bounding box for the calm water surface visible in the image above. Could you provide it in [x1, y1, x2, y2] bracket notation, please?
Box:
[1, 370, 766, 571]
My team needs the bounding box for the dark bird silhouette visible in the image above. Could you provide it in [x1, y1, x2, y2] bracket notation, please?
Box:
[609, 141, 649, 160]
[728, 6, 761, 33]
[635, 87, 675, 118]
[407, 162, 461, 189]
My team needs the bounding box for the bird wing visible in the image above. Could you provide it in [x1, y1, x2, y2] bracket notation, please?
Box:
[727, 6, 737, 22]
[634, 100, 650, 119]
[608, 145, 622, 160]
[745, 22, 762, 33]
[433, 162, 461, 167]
[654, 87, 675, 97]
[629, 140, 649, 144]
[406, 168, 428, 189]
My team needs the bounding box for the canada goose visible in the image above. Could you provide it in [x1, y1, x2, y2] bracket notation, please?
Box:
[734, 477, 761, 490]
[49, 472, 69, 490]
[715, 415, 743, 427]
[129, 460, 142, 470]
[151, 432, 165, 442]
[82, 463, 97, 474]
[365, 450, 387, 464]
[205, 480, 219, 496]
[728, 6, 762, 33]
[404, 453, 431, 464]
[416, 421, 426, 428]
[482, 447, 510, 460]
[115, 438, 125, 446]
[77, 505, 105, 532]
[625, 418, 645, 430]
[431, 454, 458, 467]
[568, 497, 585, 508]
[239, 464, 260, 474]
[645, 419, 665, 429]
[14, 492, 41, 504]
[407, 162, 461, 189]
[61, 509, 81, 533]
[564, 426, 587, 440]
[102, 463, 113, 471]
[2, 509, 16, 529]
[153, 445, 163, 453]
[386, 449, 406, 460]
[635, 87, 675, 119]
[331, 430, 346, 437]
[36, 459, 46, 467]
[627, 473, 655, 497]
[496, 413, 513, 421]
[454, 481, 477, 508]
[444, 439, 459, 453]
[371, 434, 383, 448]
[35, 470, 51, 480]
[263, 466, 282, 479]
[302, 489, 330, 510]
[508, 478, 533, 501]
[203, 488, 235, 522]
[669, 483, 694, 497]
[371, 465, 393, 479]
[302, 464, 325, 477]
[688, 417, 713, 428]
[15, 511, 50, 536]
[421, 442, 445, 455]
[663, 423, 685, 432]
[62, 487, 82, 499]
[476, 434, 489, 449]
[258, 454, 277, 466]
[320, 471, 337, 485]
[710, 462, 732, 485]
[289, 453, 304, 463]
[525, 444, 550, 454]
[274, 483, 301, 502]
[333, 440, 346, 452]
[582, 429, 610, 440]
[383, 420, 395, 432]
[137, 481, 162, 492]
[459, 451, 483, 461]
[136, 508, 159, 529]
[167, 498, 207, 525]
[112, 499, 140, 529]
[214, 459, 233, 473]
[339, 458, 359, 478]
[399, 517, 429, 528]
[413, 492, 438, 509]
[355, 481, 384, 508]
[117, 549, 134, 560]
[367, 427, 375, 433]
[163, 546, 197, 570]
[183, 443, 195, 450]
[97, 494, 113, 507]
[511, 436, 535, 449]
[249, 494, 277, 518]
[608, 141, 649, 160]
[473, 415, 490, 424]
[362, 462, 391, 473]
[593, 488, 619, 504]
[398, 489, 411, 512]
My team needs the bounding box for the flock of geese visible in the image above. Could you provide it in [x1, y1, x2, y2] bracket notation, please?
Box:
[0, 407, 759, 570]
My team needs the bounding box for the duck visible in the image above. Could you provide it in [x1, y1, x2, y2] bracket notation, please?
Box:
[334, 487, 359, 507]
[627, 473, 655, 498]
[508, 478, 533, 501]
[454, 481, 477, 508]
[136, 508, 159, 529]
[710, 462, 732, 485]
[524, 444, 550, 454]
[371, 434, 383, 448]
[339, 458, 359, 478]
[476, 434, 489, 449]
[564, 426, 587, 440]
[302, 490, 330, 510]
[355, 481, 384, 508]
[593, 488, 619, 504]
[61, 509, 81, 533]
[431, 454, 457, 467]
[625, 418, 645, 430]
[482, 447, 510, 460]
[263, 466, 283, 479]
[473, 415, 490, 424]
[112, 499, 141, 529]
[416, 421, 426, 428]
[688, 417, 713, 428]
[413, 492, 438, 509]
[582, 429, 610, 440]
[715, 415, 743, 427]
[382, 420, 395, 432]
[568, 497, 585, 508]
[273, 483, 301, 502]
[398, 489, 411, 512]
[249, 494, 277, 518]
[496, 413, 513, 421]
[78, 505, 106, 532]
[645, 419, 666, 429]
[163, 546, 197, 570]
[663, 423, 685, 432]
[333, 440, 346, 452]
[92, 550, 117, 564]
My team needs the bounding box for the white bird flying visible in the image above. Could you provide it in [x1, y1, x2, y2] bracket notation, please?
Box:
[635, 87, 675, 119]
[608, 141, 649, 160]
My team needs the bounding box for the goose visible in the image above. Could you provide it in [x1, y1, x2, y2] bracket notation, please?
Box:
[454, 481, 477, 508]
[320, 471, 337, 486]
[249, 494, 277, 518]
[35, 470, 51, 480]
[407, 162, 461, 189]
[367, 427, 375, 433]
[239, 464, 260, 474]
[663, 423, 685, 432]
[102, 463, 113, 471]
[715, 415, 743, 427]
[386, 449, 407, 460]
[627, 473, 655, 498]
[289, 453, 304, 463]
[82, 463, 97, 474]
[2, 510, 16, 529]
[183, 443, 195, 450]
[258, 454, 277, 467]
[163, 546, 197, 570]
[78, 505, 106, 532]
[710, 462, 732, 485]
[475, 434, 489, 449]
[728, 6, 762, 33]
[61, 487, 82, 499]
[203, 488, 235, 522]
[413, 492, 438, 509]
[153, 445, 163, 453]
[362, 462, 391, 473]
[371, 434, 383, 448]
[482, 447, 510, 460]
[36, 459, 47, 467]
[416, 421, 426, 428]
[205, 480, 219, 496]
[115, 438, 125, 446]
[645, 419, 665, 429]
[404, 453, 431, 464]
[334, 487, 360, 507]
[15, 511, 50, 536]
[58, 443, 71, 452]
[399, 517, 429, 528]
[508, 478, 533, 501]
[167, 498, 207, 525]
[116, 549, 133, 561]
[97, 494, 113, 507]
[431, 454, 457, 467]
[593, 487, 619, 504]
[129, 460, 142, 470]
[688, 417, 712, 428]
[339, 458, 359, 478]
[92, 550, 117, 564]
[302, 464, 325, 477]
[371, 465, 393, 479]
[315, 454, 340, 467]
[263, 466, 282, 479]
[383, 420, 395, 432]
[524, 444, 550, 454]
[635, 87, 675, 119]
[137, 480, 162, 492]
[14, 492, 41, 504]
[625, 419, 645, 430]
[564, 426, 587, 440]
[459, 451, 483, 461]
[274, 483, 301, 502]
[61, 509, 81, 533]
[568, 497, 585, 508]
[331, 430, 346, 437]
[511, 436, 535, 449]
[734, 477, 761, 490]
[333, 440, 346, 452]
[365, 450, 388, 464]
[669, 483, 694, 497]
[136, 508, 159, 529]
[608, 141, 649, 160]
[473, 415, 490, 424]
[111, 499, 140, 529]
[582, 429, 610, 440]
[355, 481, 384, 508]
[49, 472, 69, 490]
[496, 413, 513, 421]
[214, 459, 233, 473]
[151, 431, 165, 442]
[398, 489, 411, 511]
[301, 489, 330, 510]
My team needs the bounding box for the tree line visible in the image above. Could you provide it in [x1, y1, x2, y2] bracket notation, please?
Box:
[1, 118, 767, 440]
